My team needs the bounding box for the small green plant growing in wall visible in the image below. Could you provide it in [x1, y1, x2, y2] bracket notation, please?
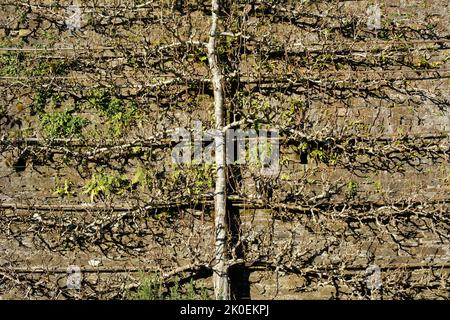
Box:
[40, 111, 88, 138]
[129, 273, 210, 300]
[373, 180, 384, 193]
[33, 60, 70, 77]
[83, 171, 130, 201]
[88, 89, 120, 117]
[131, 166, 149, 192]
[346, 180, 359, 199]
[53, 179, 74, 198]
[0, 52, 24, 76]
[108, 104, 137, 137]
[309, 148, 327, 162]
[87, 89, 138, 137]
[32, 90, 51, 114]
[169, 163, 215, 199]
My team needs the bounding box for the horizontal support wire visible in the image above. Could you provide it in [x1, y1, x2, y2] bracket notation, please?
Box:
[1, 39, 449, 52]
[1, 263, 449, 275]
[1, 197, 449, 213]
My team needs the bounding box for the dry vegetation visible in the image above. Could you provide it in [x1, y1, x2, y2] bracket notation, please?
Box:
[0, 0, 449, 299]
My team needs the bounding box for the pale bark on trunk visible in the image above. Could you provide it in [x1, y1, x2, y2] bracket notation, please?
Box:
[206, 0, 230, 300]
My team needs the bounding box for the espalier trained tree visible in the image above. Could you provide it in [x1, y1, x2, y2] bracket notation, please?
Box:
[0, 0, 448, 300]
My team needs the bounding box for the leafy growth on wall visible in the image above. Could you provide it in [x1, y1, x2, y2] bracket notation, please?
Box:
[40, 111, 88, 138]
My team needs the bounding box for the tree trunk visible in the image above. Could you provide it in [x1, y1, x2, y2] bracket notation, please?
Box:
[206, 0, 230, 300]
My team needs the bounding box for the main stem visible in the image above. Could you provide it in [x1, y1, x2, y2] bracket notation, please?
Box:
[207, 0, 230, 300]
